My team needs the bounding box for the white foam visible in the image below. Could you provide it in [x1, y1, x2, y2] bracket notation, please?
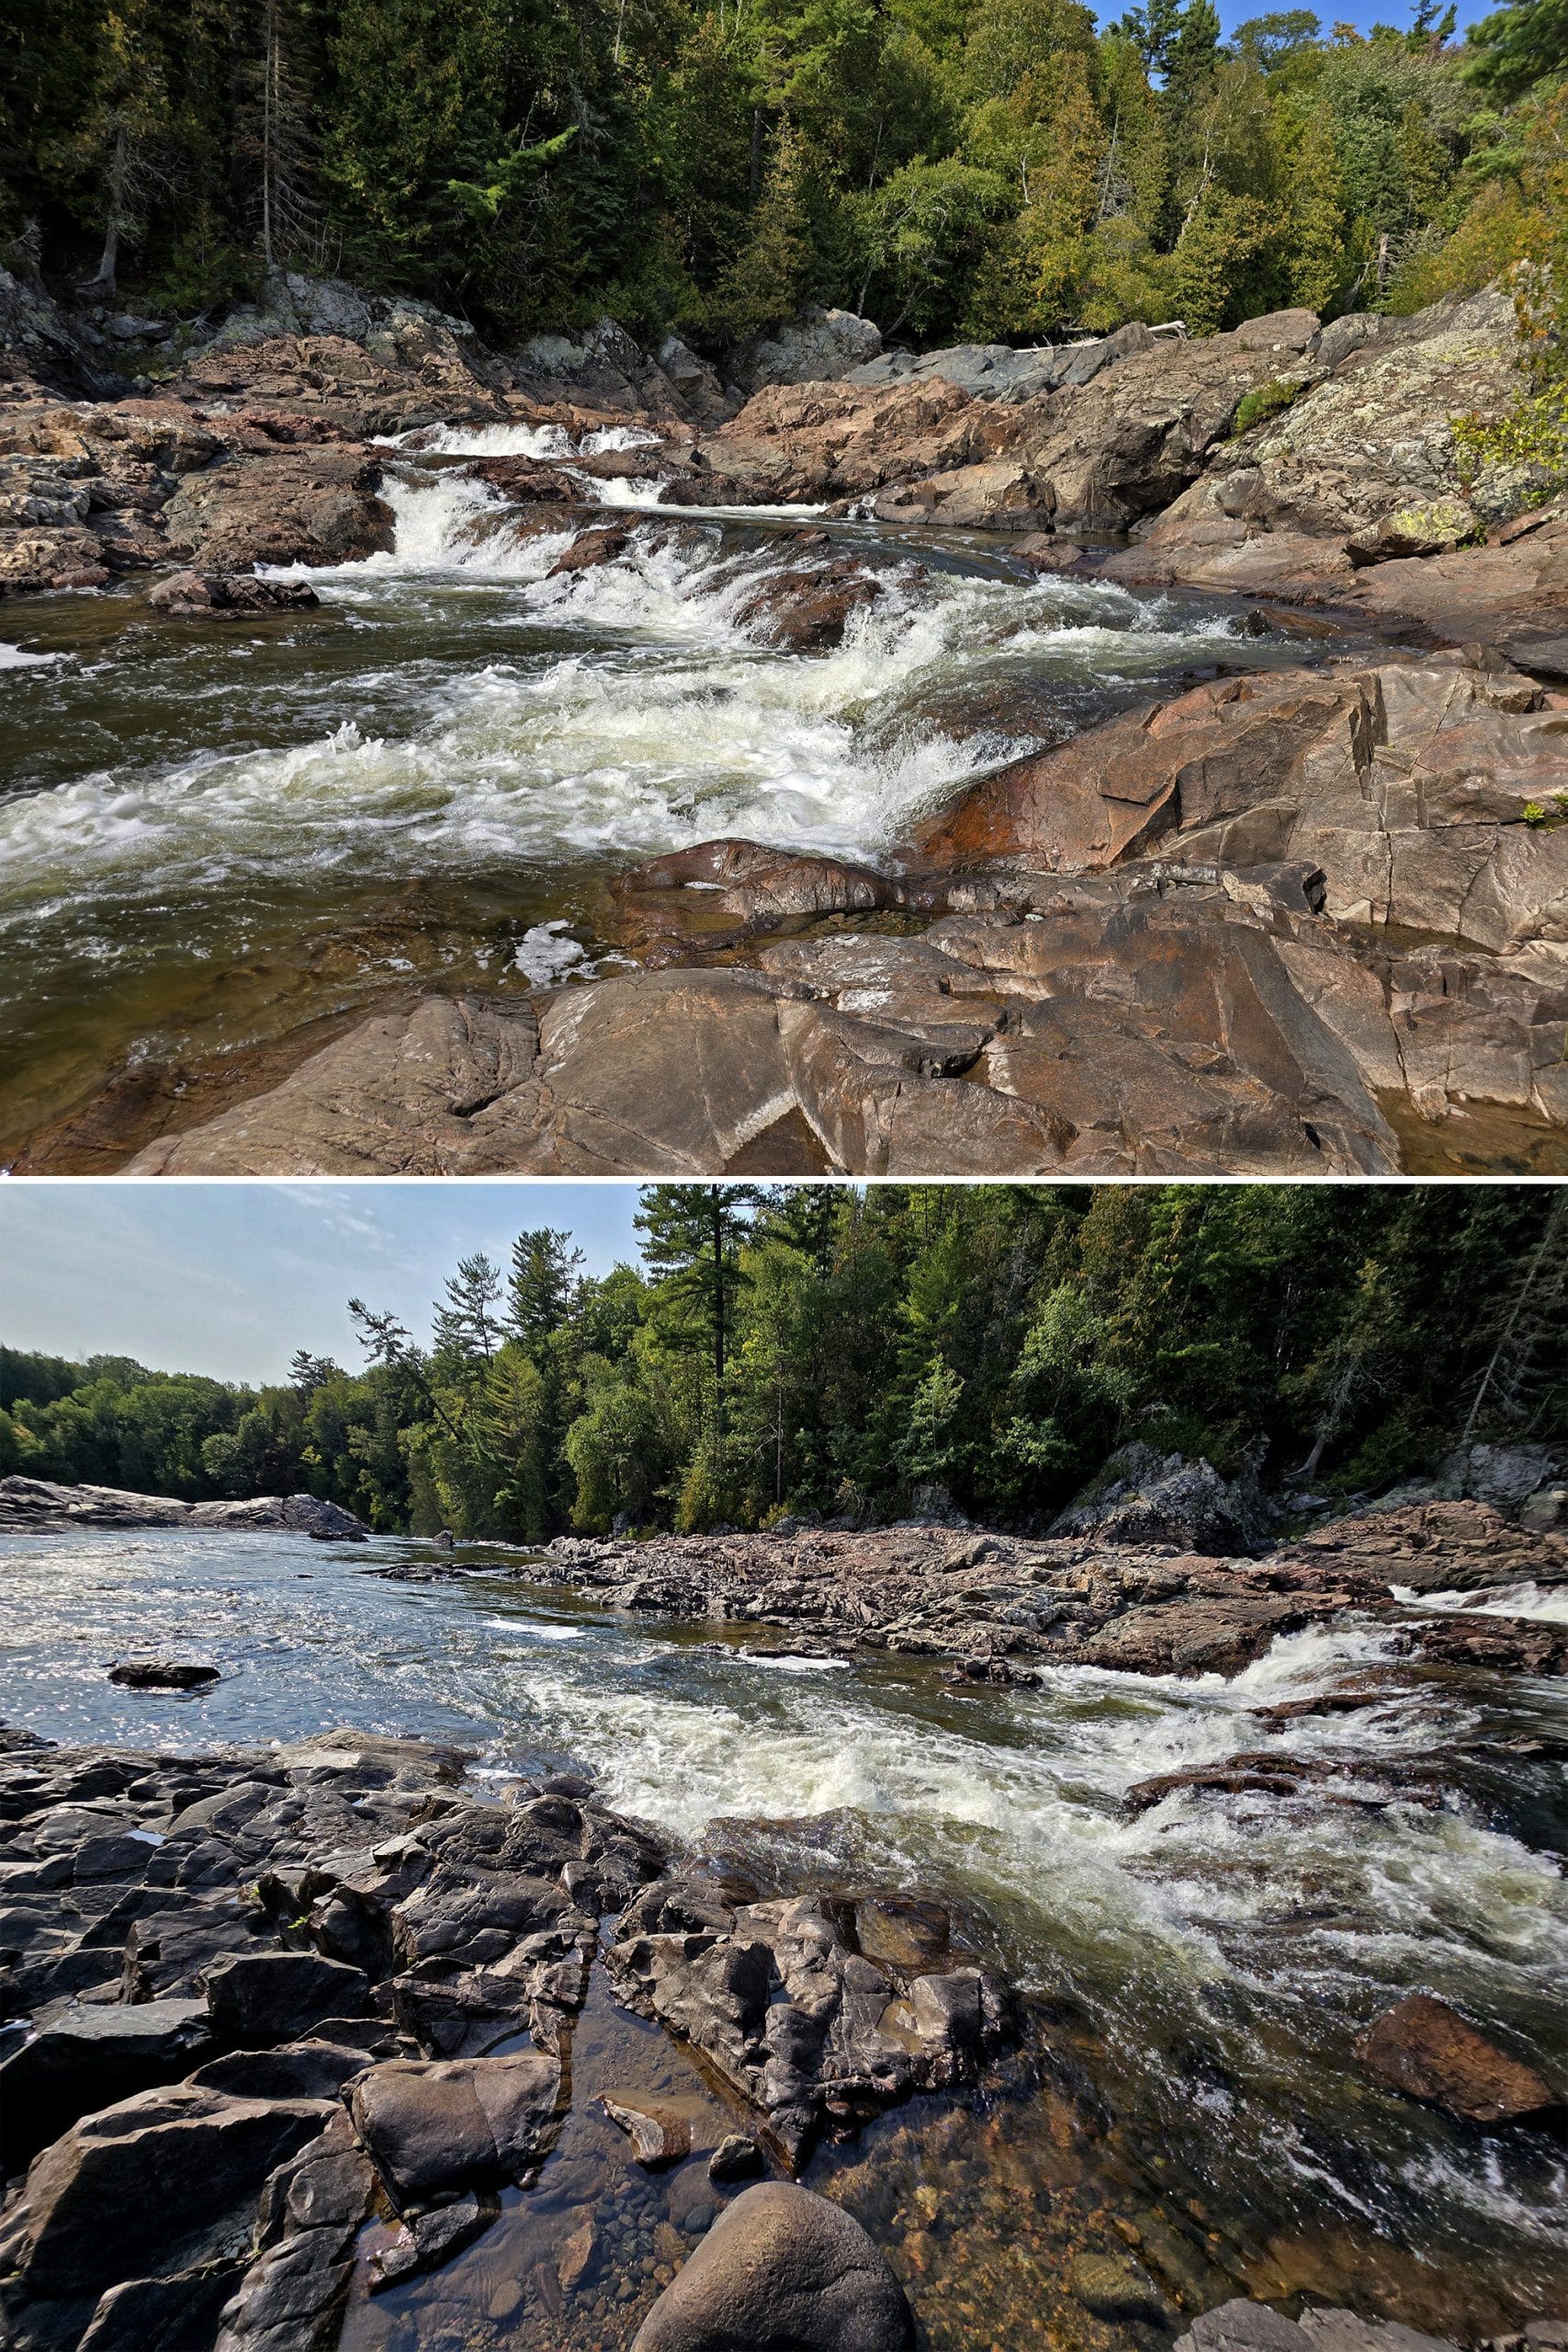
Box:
[512, 920, 587, 985]
[0, 642, 62, 670]
[1392, 1580, 1568, 1625]
[480, 1616, 587, 1642]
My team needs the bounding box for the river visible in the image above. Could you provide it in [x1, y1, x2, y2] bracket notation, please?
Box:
[0, 432, 1358, 1160]
[4, 1525, 1563, 2348]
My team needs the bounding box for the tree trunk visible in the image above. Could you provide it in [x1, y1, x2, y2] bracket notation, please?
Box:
[82, 121, 129, 299]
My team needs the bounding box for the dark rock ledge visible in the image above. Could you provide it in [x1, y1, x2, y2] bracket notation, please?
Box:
[0, 1729, 1011, 2352]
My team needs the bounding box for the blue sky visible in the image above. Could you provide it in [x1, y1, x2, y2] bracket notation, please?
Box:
[0, 1184, 654, 1386]
[1130, 0, 1492, 41]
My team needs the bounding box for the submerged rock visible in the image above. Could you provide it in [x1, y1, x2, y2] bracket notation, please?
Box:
[1355, 1994, 1561, 2123]
[631, 2181, 915, 2352]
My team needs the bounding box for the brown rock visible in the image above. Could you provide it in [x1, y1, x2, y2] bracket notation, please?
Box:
[348, 2052, 563, 2205]
[631, 2182, 915, 2352]
[1356, 1995, 1559, 2123]
[163, 447, 393, 570]
[147, 570, 321, 617]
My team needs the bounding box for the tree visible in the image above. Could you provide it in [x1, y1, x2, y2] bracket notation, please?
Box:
[635, 1184, 760, 1444]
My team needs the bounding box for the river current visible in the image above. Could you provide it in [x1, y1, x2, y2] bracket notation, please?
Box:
[0, 433, 1349, 1158]
[4, 1526, 1564, 2346]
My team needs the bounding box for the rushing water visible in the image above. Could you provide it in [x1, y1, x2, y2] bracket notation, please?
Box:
[0, 446, 1346, 1157]
[3, 1526, 1564, 2346]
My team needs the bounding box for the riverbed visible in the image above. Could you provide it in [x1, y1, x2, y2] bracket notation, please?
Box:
[3, 1525, 1563, 2346]
[0, 439, 1354, 1162]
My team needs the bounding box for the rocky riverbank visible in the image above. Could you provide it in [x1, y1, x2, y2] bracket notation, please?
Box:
[381, 1498, 1568, 1684]
[5, 273, 1566, 1176]
[0, 1477, 367, 1541]
[0, 1722, 1012, 2352]
[2, 1712, 1561, 2352]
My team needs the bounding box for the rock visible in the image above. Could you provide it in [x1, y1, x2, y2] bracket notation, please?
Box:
[919, 656, 1568, 958]
[190, 2040, 373, 2103]
[631, 2181, 915, 2352]
[204, 1952, 371, 2048]
[1070, 2248, 1170, 2323]
[214, 2108, 377, 2352]
[0, 1998, 215, 2173]
[347, 2052, 563, 2206]
[76, 2264, 248, 2352]
[707, 2134, 764, 2184]
[734, 558, 886, 650]
[739, 308, 883, 393]
[107, 1659, 221, 1690]
[1175, 2302, 1465, 2352]
[598, 2097, 693, 2165]
[0, 2086, 332, 2299]
[1234, 309, 1321, 352]
[610, 1884, 1007, 2165]
[367, 2190, 498, 2290]
[162, 447, 392, 571]
[1051, 1443, 1276, 1555]
[146, 571, 320, 617]
[1355, 1994, 1560, 2122]
[0, 1477, 368, 1538]
[1348, 496, 1481, 563]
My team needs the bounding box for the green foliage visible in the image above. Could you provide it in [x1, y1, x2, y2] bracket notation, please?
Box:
[3, 0, 1551, 356]
[1233, 373, 1305, 430]
[9, 1187, 1563, 1541]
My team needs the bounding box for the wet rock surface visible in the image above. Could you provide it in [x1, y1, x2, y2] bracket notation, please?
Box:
[1354, 1996, 1560, 2125]
[114, 639, 1568, 1176]
[630, 2179, 916, 2352]
[0, 1726, 1031, 2352]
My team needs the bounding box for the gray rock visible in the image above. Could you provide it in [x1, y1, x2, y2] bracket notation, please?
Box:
[0, 1998, 215, 2172]
[204, 1952, 371, 2048]
[739, 307, 883, 392]
[348, 2052, 563, 2206]
[631, 2181, 914, 2352]
[0, 2086, 332, 2299]
[1052, 1442, 1276, 1554]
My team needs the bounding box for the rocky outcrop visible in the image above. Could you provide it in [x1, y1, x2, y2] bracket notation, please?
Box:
[1355, 1995, 1559, 2123]
[0, 1730, 666, 2352]
[390, 1500, 1568, 1683]
[631, 2181, 915, 2352]
[146, 571, 320, 618]
[918, 654, 1568, 957]
[738, 308, 884, 394]
[610, 1880, 1009, 2166]
[1175, 2301, 1469, 2352]
[1276, 1498, 1568, 1593]
[161, 447, 392, 570]
[0, 1478, 369, 1538]
[1050, 1443, 1276, 1555]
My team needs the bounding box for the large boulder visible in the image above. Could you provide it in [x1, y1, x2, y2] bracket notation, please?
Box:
[161, 447, 392, 571]
[631, 2182, 915, 2352]
[738, 308, 883, 393]
[1355, 1994, 1559, 2123]
[347, 2052, 563, 2206]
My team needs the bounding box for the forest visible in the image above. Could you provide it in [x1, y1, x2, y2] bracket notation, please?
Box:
[3, 1183, 1563, 1539]
[0, 0, 1563, 346]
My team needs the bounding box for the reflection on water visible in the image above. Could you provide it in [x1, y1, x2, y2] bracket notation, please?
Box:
[0, 458, 1337, 1153]
[2, 1527, 1564, 2339]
